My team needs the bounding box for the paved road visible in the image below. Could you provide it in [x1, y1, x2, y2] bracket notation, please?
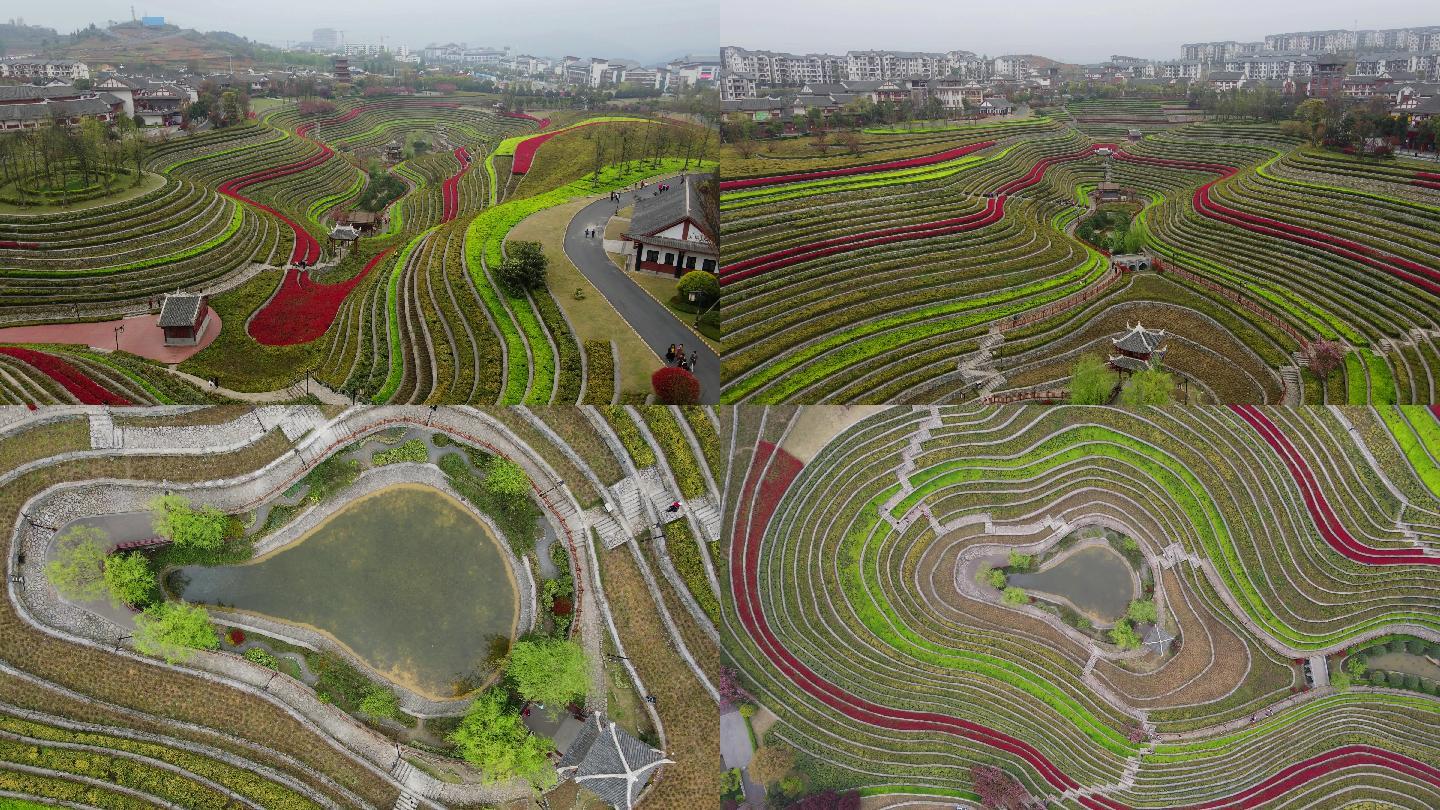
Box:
[563, 176, 720, 401]
[720, 708, 766, 808]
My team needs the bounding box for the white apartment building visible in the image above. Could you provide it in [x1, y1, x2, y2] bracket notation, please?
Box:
[845, 50, 946, 81]
[0, 58, 90, 81]
[343, 43, 386, 58]
[721, 70, 759, 100]
[722, 47, 844, 86]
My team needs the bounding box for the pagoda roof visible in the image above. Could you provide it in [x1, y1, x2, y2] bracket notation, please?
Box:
[1112, 322, 1167, 354]
[556, 714, 671, 809]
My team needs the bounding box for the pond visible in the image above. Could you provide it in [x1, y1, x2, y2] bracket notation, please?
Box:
[1008, 544, 1136, 623]
[171, 483, 518, 699]
[1366, 652, 1440, 682]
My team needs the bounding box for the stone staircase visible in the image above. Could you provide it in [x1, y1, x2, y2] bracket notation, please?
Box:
[391, 760, 421, 810]
[88, 410, 119, 449]
[1279, 366, 1302, 406]
[585, 504, 631, 549]
[691, 495, 723, 542]
[609, 476, 646, 530]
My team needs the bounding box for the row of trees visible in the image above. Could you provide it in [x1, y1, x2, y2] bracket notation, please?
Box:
[584, 119, 716, 182]
[1070, 354, 1177, 406]
[0, 115, 146, 205]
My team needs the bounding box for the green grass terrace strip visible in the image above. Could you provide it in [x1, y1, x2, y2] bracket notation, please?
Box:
[720, 145, 1017, 211]
[861, 116, 1054, 135]
[485, 115, 651, 206]
[0, 203, 244, 278]
[721, 245, 1107, 403]
[887, 423, 1440, 648]
[372, 229, 431, 403]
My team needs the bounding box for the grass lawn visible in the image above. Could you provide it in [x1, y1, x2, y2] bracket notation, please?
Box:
[178, 269, 320, 392]
[0, 170, 167, 216]
[508, 199, 658, 397]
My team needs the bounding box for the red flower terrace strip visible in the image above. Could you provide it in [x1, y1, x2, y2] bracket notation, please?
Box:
[0, 241, 41, 249]
[216, 145, 333, 265]
[502, 111, 551, 130]
[440, 147, 474, 223]
[1414, 171, 1440, 191]
[0, 346, 131, 405]
[719, 144, 1111, 286]
[248, 246, 397, 346]
[732, 437, 1440, 808]
[718, 140, 997, 191]
[510, 120, 610, 174]
[1231, 405, 1439, 566]
[1115, 151, 1440, 297]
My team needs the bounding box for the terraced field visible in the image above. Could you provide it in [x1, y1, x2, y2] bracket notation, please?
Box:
[724, 404, 1440, 808]
[720, 106, 1440, 404]
[0, 97, 715, 404]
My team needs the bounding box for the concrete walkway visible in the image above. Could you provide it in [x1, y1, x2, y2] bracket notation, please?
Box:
[164, 367, 351, 405]
[564, 176, 720, 401]
[0, 312, 221, 363]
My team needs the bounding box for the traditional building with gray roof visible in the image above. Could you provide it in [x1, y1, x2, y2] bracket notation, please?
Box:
[555, 713, 670, 809]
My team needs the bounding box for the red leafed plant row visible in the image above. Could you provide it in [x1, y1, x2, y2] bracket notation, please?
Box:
[441, 147, 474, 223]
[719, 144, 1112, 286]
[718, 140, 996, 191]
[216, 146, 332, 265]
[1115, 151, 1440, 297]
[1230, 405, 1440, 566]
[247, 247, 397, 345]
[731, 438, 1440, 809]
[510, 120, 613, 175]
[0, 241, 40, 249]
[0, 346, 131, 405]
[501, 111, 551, 131]
[1413, 171, 1440, 191]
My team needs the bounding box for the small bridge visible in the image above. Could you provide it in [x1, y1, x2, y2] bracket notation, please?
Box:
[110, 537, 172, 553]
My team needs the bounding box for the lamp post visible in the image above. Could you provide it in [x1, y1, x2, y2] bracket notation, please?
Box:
[113, 324, 125, 352]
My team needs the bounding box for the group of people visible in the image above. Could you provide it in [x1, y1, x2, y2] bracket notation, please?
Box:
[665, 343, 699, 372]
[583, 226, 599, 239]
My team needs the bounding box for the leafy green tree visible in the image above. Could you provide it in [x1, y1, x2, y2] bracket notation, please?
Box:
[677, 270, 719, 307]
[1007, 551, 1032, 570]
[1119, 368, 1175, 406]
[102, 552, 158, 608]
[133, 602, 219, 664]
[44, 525, 108, 601]
[1126, 599, 1157, 624]
[1330, 670, 1351, 690]
[506, 637, 589, 712]
[150, 494, 228, 552]
[749, 744, 796, 786]
[1070, 354, 1117, 405]
[359, 687, 401, 721]
[496, 240, 548, 294]
[1002, 586, 1029, 605]
[449, 688, 557, 788]
[1109, 619, 1141, 650]
[484, 458, 531, 500]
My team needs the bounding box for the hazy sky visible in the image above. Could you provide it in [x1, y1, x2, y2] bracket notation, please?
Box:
[721, 0, 1437, 63]
[24, 0, 717, 64]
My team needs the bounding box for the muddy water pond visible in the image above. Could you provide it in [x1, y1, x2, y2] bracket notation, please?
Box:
[1008, 544, 1136, 622]
[172, 483, 518, 698]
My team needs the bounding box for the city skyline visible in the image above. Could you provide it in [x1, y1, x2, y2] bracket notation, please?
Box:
[721, 0, 1437, 64]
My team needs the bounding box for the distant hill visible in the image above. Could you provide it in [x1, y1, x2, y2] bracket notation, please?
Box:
[52, 21, 260, 67]
[0, 21, 64, 56]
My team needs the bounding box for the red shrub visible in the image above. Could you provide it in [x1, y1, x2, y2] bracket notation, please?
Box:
[227, 628, 246, 645]
[971, 765, 1038, 809]
[651, 367, 701, 404]
[786, 791, 860, 810]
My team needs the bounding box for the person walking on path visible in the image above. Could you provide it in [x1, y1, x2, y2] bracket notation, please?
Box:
[665, 344, 676, 364]
[689, 350, 699, 371]
[666, 500, 682, 513]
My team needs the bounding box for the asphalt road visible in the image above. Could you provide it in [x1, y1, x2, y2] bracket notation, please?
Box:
[562, 176, 720, 401]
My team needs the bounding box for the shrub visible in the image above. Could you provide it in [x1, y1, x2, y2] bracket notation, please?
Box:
[1305, 340, 1345, 380]
[225, 628, 246, 646]
[652, 367, 702, 405]
[1002, 586, 1029, 605]
[484, 458, 531, 500]
[1369, 670, 1388, 686]
[748, 744, 796, 786]
[243, 647, 280, 670]
[1110, 620, 1141, 650]
[739, 703, 756, 719]
[134, 602, 219, 664]
[496, 240, 548, 294]
[359, 687, 401, 721]
[1387, 671, 1405, 689]
[373, 439, 428, 465]
[1126, 599, 1157, 624]
[677, 270, 720, 306]
[971, 764, 1035, 809]
[1006, 551, 1032, 570]
[987, 568, 1007, 589]
[1404, 674, 1421, 691]
[1329, 670, 1351, 690]
[1389, 639, 1406, 654]
[1407, 639, 1427, 655]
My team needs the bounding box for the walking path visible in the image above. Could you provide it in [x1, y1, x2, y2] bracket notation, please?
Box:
[163, 366, 351, 405]
[0, 312, 221, 363]
[564, 176, 720, 400]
